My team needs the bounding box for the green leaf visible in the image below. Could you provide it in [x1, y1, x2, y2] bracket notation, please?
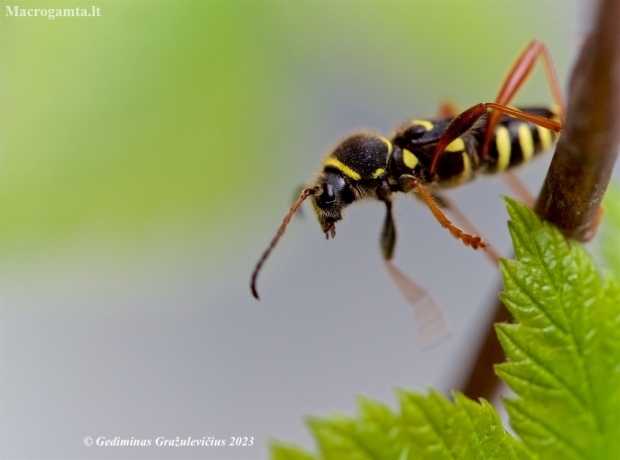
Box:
[305, 397, 404, 460]
[270, 391, 532, 460]
[496, 197, 620, 460]
[271, 442, 317, 460]
[398, 390, 531, 460]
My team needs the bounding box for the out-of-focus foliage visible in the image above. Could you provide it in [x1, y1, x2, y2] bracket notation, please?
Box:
[602, 185, 620, 277]
[3, 3, 290, 256]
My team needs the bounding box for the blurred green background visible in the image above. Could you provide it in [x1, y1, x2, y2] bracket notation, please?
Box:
[2, 2, 587, 459]
[2, 1, 575, 265]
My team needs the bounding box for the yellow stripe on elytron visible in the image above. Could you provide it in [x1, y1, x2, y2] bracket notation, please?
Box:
[538, 125, 553, 151]
[411, 119, 434, 131]
[495, 126, 511, 172]
[518, 123, 535, 162]
[372, 168, 385, 179]
[460, 152, 471, 179]
[323, 157, 361, 181]
[379, 136, 393, 154]
[402, 149, 419, 169]
[445, 137, 465, 152]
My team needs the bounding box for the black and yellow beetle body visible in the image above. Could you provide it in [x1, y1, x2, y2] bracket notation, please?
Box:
[311, 107, 560, 259]
[249, 40, 565, 344]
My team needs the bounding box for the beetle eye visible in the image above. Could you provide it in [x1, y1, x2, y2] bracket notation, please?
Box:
[324, 183, 335, 201]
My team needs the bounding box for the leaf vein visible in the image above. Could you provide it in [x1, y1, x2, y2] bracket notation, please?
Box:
[500, 326, 588, 409]
[508, 400, 592, 460]
[505, 266, 568, 334]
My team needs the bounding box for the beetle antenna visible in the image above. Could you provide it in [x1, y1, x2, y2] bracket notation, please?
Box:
[251, 188, 316, 300]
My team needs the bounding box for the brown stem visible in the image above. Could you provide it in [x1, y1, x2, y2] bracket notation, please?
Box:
[535, 0, 620, 236]
[462, 294, 513, 400]
[461, 0, 620, 401]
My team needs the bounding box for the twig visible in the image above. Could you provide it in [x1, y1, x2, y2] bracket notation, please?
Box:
[535, 0, 620, 236]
